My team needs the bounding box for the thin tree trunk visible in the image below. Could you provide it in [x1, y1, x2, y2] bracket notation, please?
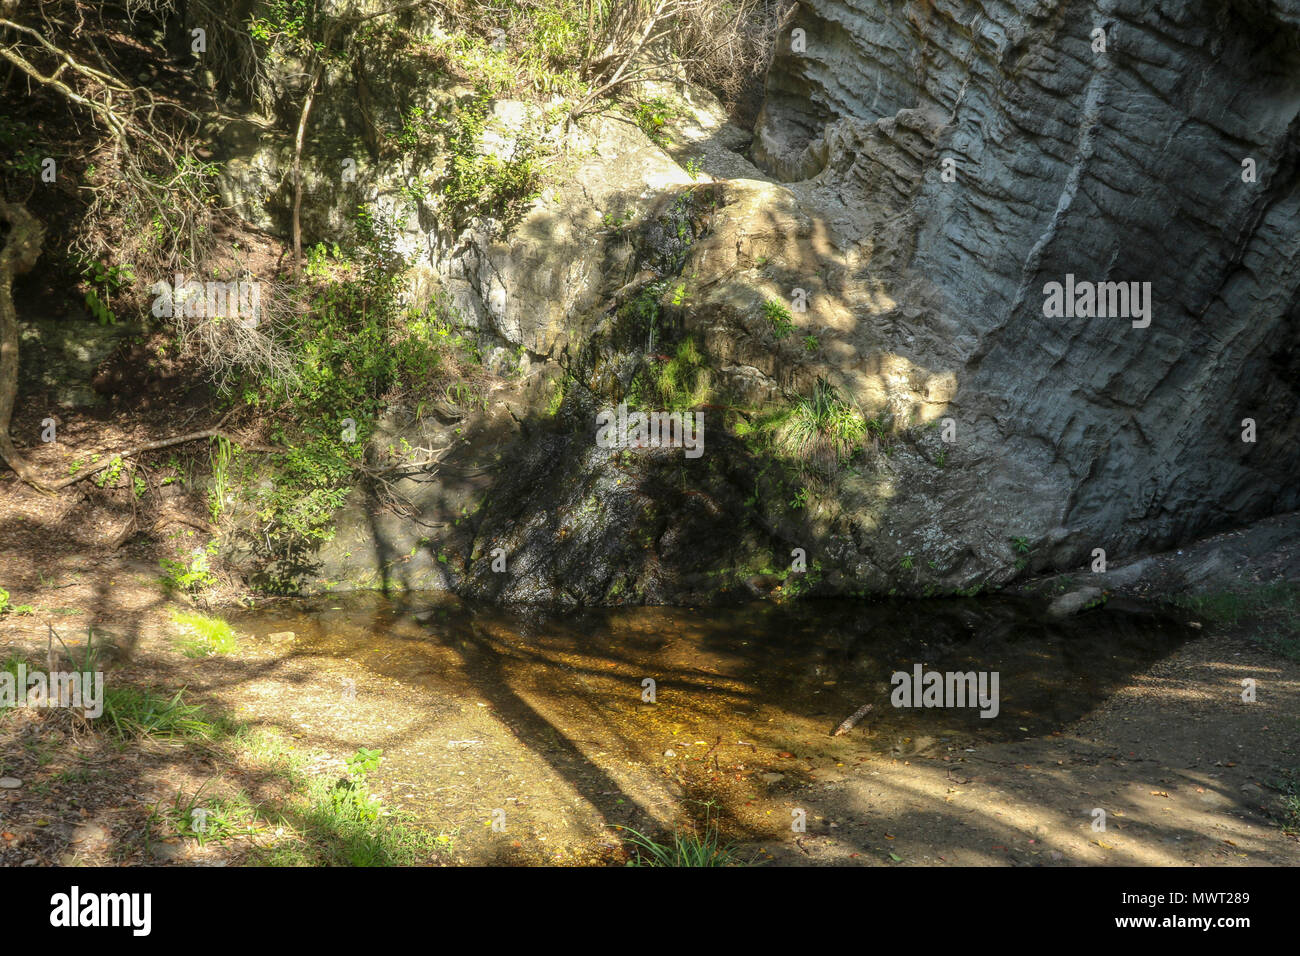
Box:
[292, 20, 345, 279]
[0, 201, 48, 490]
[291, 61, 323, 279]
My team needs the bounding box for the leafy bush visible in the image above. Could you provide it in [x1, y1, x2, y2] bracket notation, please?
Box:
[401, 93, 548, 234]
[438, 1, 784, 113]
[226, 205, 487, 580]
[80, 259, 135, 326]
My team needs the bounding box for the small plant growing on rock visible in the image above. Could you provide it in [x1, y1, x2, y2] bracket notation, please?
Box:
[761, 299, 794, 340]
[771, 378, 868, 475]
[632, 95, 680, 147]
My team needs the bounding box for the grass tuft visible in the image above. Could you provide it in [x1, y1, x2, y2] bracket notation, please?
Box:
[1176, 582, 1300, 659]
[171, 609, 239, 657]
[100, 686, 225, 740]
[616, 804, 747, 867]
[769, 378, 868, 476]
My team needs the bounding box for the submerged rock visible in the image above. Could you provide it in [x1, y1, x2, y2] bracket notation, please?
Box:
[1047, 588, 1105, 618]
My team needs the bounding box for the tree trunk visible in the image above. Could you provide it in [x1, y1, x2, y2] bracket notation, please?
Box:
[0, 201, 47, 490]
[291, 63, 321, 280]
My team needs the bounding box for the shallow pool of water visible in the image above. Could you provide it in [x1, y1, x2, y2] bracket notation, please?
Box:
[232, 592, 1195, 750]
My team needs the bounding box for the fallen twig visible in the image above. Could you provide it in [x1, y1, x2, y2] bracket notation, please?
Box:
[831, 703, 874, 737]
[47, 413, 282, 491]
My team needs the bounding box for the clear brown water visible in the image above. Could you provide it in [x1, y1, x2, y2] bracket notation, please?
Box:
[231, 592, 1195, 749]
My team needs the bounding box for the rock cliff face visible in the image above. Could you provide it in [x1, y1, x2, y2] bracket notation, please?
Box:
[215, 1, 1300, 602]
[751, 0, 1300, 568]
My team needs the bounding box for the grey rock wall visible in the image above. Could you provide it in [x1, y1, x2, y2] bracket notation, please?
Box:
[752, 0, 1300, 566]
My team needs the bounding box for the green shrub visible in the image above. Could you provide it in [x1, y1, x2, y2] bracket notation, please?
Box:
[160, 541, 219, 593]
[231, 205, 486, 575]
[632, 95, 680, 147]
[401, 93, 547, 234]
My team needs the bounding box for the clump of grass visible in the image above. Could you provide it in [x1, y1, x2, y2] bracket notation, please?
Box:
[100, 687, 224, 740]
[770, 378, 868, 475]
[171, 609, 239, 658]
[1267, 768, 1300, 835]
[160, 784, 263, 846]
[250, 747, 453, 866]
[617, 808, 746, 867]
